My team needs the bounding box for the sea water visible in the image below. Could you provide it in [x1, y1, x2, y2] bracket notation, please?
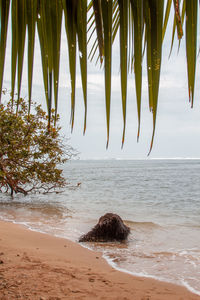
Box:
[0, 159, 200, 295]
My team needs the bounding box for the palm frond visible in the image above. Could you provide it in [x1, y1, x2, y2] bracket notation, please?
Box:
[0, 0, 199, 151]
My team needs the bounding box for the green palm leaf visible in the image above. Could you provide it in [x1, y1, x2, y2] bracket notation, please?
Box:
[92, 0, 104, 63]
[77, 0, 87, 133]
[63, 0, 77, 131]
[162, 0, 172, 41]
[26, 0, 37, 112]
[11, 0, 18, 102]
[38, 1, 53, 125]
[37, 16, 49, 108]
[101, 0, 112, 148]
[51, 0, 62, 121]
[130, 0, 143, 141]
[186, 0, 197, 108]
[118, 0, 128, 146]
[0, 0, 10, 103]
[17, 0, 26, 106]
[144, 0, 164, 154]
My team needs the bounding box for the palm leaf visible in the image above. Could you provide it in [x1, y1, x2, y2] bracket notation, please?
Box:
[144, 0, 153, 111]
[51, 0, 62, 121]
[38, 1, 63, 126]
[0, 0, 10, 103]
[37, 16, 49, 107]
[63, 0, 77, 131]
[16, 0, 26, 105]
[77, 0, 87, 133]
[177, 0, 186, 51]
[130, 0, 143, 140]
[111, 1, 120, 44]
[118, 0, 128, 146]
[101, 0, 112, 147]
[144, 0, 164, 155]
[26, 0, 37, 112]
[11, 0, 18, 102]
[162, 0, 172, 41]
[173, 0, 183, 39]
[186, 0, 197, 107]
[37, 1, 53, 124]
[92, 0, 104, 63]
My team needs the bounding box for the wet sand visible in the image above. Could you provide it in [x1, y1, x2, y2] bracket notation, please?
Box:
[0, 220, 199, 300]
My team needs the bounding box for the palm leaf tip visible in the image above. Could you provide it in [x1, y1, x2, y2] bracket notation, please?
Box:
[101, 0, 113, 150]
[137, 124, 140, 142]
[118, 0, 128, 148]
[186, 0, 197, 109]
[173, 0, 183, 40]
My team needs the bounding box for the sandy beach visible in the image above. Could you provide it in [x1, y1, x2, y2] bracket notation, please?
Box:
[0, 221, 199, 299]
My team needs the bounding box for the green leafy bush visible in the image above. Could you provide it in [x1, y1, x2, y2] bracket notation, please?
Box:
[0, 98, 74, 196]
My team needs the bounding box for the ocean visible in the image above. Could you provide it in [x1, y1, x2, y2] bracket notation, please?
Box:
[0, 159, 200, 295]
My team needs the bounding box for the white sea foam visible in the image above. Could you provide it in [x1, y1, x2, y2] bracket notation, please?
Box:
[181, 279, 200, 296]
[102, 254, 200, 296]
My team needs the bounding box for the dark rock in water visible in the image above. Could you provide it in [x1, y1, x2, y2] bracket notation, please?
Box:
[79, 213, 130, 242]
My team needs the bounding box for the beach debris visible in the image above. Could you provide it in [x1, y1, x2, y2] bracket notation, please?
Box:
[79, 213, 130, 242]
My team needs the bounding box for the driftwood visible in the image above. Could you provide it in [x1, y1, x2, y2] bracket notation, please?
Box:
[79, 213, 130, 242]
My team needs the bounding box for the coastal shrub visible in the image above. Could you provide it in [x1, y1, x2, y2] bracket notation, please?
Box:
[0, 98, 75, 196]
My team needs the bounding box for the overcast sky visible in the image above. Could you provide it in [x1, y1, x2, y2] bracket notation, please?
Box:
[2, 9, 200, 159]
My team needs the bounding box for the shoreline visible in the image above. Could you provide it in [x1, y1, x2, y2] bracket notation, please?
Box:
[9, 218, 200, 296]
[103, 254, 200, 297]
[0, 220, 199, 299]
